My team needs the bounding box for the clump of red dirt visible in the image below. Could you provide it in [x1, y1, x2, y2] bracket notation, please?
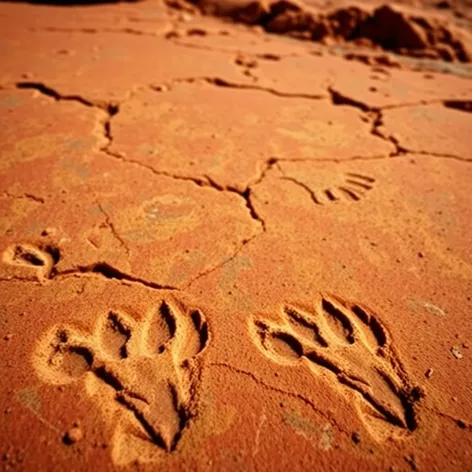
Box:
[172, 0, 472, 62]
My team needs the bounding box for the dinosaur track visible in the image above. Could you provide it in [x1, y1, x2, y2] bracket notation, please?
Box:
[34, 299, 209, 464]
[250, 294, 423, 440]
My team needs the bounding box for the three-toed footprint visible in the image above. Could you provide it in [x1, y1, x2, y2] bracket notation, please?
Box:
[250, 294, 423, 440]
[34, 299, 209, 463]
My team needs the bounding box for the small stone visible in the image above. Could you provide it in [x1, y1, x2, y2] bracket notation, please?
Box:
[451, 346, 463, 359]
[4, 334, 12, 341]
[63, 427, 83, 445]
[179, 12, 193, 22]
[418, 252, 424, 258]
[425, 368, 433, 378]
[462, 342, 469, 349]
[457, 419, 467, 429]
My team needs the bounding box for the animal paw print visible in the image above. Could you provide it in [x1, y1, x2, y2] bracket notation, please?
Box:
[251, 294, 423, 440]
[2, 242, 60, 280]
[34, 300, 209, 462]
[323, 173, 375, 203]
[284, 172, 375, 205]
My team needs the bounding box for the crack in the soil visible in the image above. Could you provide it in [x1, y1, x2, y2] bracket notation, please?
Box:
[328, 87, 404, 156]
[182, 161, 277, 289]
[161, 76, 328, 99]
[207, 362, 351, 437]
[7, 79, 471, 294]
[280, 176, 321, 205]
[56, 262, 179, 291]
[0, 191, 45, 204]
[15, 81, 120, 156]
[103, 148, 271, 233]
[370, 110, 407, 157]
[95, 200, 130, 257]
[16, 81, 96, 108]
[327, 86, 472, 160]
[328, 87, 371, 113]
[103, 150, 276, 289]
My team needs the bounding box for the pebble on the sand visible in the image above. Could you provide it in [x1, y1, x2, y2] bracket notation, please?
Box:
[451, 346, 463, 359]
[425, 368, 434, 378]
[63, 427, 83, 445]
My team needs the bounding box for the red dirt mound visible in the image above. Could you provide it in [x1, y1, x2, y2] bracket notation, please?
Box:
[174, 0, 472, 62]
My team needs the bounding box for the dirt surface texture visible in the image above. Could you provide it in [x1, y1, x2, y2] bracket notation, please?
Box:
[0, 0, 472, 470]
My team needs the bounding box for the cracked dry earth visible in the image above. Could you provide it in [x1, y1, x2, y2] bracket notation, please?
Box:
[1, 0, 472, 470]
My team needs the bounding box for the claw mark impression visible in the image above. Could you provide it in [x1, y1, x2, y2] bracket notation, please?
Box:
[250, 294, 423, 440]
[34, 300, 209, 464]
[284, 172, 375, 205]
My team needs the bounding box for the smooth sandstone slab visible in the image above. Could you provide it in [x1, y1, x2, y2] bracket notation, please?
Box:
[380, 104, 472, 158]
[244, 50, 472, 106]
[0, 28, 252, 103]
[332, 67, 472, 109]
[0, 1, 173, 35]
[0, 88, 106, 197]
[110, 82, 394, 190]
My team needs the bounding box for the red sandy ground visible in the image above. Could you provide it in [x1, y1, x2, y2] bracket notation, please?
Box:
[0, 0, 471, 470]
